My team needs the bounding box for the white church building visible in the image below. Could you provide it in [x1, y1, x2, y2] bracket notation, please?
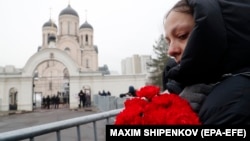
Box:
[0, 4, 148, 112]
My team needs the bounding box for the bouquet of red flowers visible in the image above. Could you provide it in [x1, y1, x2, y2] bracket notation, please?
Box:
[114, 85, 201, 125]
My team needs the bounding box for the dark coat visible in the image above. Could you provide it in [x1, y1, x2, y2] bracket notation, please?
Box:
[162, 57, 184, 94]
[200, 74, 250, 124]
[167, 0, 250, 124]
[79, 90, 86, 101]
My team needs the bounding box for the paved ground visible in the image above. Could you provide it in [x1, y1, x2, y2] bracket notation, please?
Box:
[0, 106, 110, 141]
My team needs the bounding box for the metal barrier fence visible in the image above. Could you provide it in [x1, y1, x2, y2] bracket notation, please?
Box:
[0, 108, 123, 141]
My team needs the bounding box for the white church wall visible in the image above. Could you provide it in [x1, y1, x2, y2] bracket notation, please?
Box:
[0, 76, 22, 111]
[68, 77, 82, 109]
[0, 79, 6, 111]
[19, 77, 33, 111]
[78, 74, 147, 98]
[0, 47, 148, 112]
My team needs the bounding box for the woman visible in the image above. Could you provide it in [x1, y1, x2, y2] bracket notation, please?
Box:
[164, 0, 250, 124]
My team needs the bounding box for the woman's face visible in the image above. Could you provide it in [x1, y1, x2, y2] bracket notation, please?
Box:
[164, 11, 195, 63]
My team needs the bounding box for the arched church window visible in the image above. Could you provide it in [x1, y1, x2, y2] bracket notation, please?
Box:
[9, 88, 17, 105]
[85, 34, 88, 45]
[63, 68, 69, 79]
[86, 59, 89, 68]
[64, 47, 70, 54]
[47, 33, 50, 41]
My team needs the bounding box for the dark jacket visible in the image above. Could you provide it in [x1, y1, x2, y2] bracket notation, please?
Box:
[162, 57, 184, 94]
[167, 0, 250, 124]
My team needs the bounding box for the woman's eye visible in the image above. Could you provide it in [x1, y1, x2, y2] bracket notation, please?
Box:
[178, 34, 188, 40]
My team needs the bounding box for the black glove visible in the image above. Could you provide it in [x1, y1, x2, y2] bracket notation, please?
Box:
[179, 83, 213, 113]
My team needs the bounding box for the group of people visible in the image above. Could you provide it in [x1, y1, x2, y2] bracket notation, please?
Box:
[98, 90, 111, 96]
[161, 0, 250, 124]
[42, 95, 60, 109]
[78, 90, 91, 108]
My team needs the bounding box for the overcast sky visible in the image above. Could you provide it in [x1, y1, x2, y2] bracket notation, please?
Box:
[0, 0, 178, 74]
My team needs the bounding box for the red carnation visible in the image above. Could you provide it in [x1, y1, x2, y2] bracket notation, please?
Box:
[136, 85, 160, 101]
[114, 85, 202, 125]
[115, 97, 148, 125]
[124, 97, 148, 108]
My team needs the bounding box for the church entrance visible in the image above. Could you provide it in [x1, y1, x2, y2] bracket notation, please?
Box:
[33, 60, 70, 109]
[9, 87, 18, 110]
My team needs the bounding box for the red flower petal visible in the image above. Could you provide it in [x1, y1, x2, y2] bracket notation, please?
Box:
[136, 85, 160, 101]
[115, 85, 202, 125]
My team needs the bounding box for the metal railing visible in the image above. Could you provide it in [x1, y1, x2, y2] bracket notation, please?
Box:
[0, 108, 123, 141]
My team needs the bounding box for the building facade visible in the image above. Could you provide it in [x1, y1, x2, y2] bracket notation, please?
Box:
[0, 4, 147, 112]
[121, 54, 152, 75]
[34, 4, 99, 102]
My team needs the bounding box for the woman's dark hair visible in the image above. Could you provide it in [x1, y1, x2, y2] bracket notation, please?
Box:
[164, 0, 193, 19]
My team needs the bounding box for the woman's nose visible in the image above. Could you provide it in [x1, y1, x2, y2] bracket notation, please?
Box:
[167, 42, 181, 59]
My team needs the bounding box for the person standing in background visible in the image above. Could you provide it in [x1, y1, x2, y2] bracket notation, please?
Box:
[78, 90, 86, 108]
